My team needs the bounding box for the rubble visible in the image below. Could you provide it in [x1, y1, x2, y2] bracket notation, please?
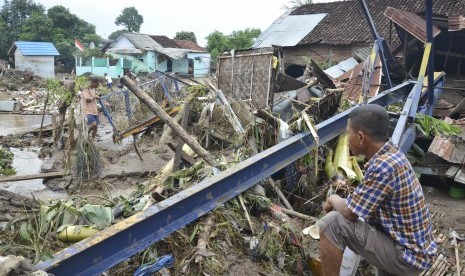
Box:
[1, 24, 465, 276]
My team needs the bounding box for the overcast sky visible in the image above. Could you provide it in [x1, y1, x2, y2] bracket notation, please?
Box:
[34, 0, 335, 46]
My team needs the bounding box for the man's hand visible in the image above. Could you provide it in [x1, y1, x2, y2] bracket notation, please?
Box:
[323, 200, 333, 213]
[324, 194, 358, 221]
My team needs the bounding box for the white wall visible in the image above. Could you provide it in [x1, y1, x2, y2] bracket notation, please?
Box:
[187, 53, 211, 77]
[15, 50, 55, 78]
[112, 36, 136, 49]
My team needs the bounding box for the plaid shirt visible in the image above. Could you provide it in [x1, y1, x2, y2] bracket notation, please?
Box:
[347, 140, 437, 270]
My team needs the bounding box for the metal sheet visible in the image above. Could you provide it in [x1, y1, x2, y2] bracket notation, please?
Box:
[428, 117, 465, 164]
[384, 6, 441, 43]
[253, 12, 327, 48]
[8, 41, 60, 56]
[324, 58, 358, 79]
[37, 81, 412, 276]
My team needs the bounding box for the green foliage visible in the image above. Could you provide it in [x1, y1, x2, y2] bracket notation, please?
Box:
[75, 75, 88, 91]
[174, 31, 197, 43]
[206, 28, 261, 60]
[109, 29, 125, 40]
[46, 78, 73, 106]
[0, 0, 45, 58]
[115, 7, 143, 33]
[282, 0, 313, 10]
[228, 28, 261, 49]
[75, 48, 106, 58]
[0, 147, 16, 176]
[415, 113, 462, 137]
[0, 1, 99, 71]
[17, 12, 52, 41]
[187, 84, 208, 96]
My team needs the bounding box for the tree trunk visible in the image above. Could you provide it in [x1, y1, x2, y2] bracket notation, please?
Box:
[121, 76, 219, 167]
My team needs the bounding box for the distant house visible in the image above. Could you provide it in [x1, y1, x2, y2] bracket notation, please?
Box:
[8, 41, 60, 78]
[102, 33, 211, 77]
[254, 0, 465, 76]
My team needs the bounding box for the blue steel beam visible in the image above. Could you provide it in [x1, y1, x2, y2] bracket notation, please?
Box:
[392, 43, 432, 146]
[37, 82, 413, 275]
[398, 77, 445, 153]
[358, 0, 393, 88]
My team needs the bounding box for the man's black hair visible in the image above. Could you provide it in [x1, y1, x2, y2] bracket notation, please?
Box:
[348, 104, 389, 142]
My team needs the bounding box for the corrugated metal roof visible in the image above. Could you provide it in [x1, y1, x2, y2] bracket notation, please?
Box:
[11, 41, 59, 56]
[123, 33, 161, 50]
[428, 117, 465, 164]
[253, 12, 326, 48]
[384, 6, 441, 43]
[324, 57, 358, 79]
[119, 33, 200, 59]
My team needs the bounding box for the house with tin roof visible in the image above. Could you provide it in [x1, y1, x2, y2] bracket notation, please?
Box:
[104, 33, 211, 77]
[8, 41, 60, 78]
[254, 0, 465, 77]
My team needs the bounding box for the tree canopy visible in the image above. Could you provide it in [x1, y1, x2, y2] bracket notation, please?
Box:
[174, 31, 197, 43]
[282, 0, 313, 10]
[0, 0, 100, 71]
[206, 28, 261, 60]
[109, 29, 126, 40]
[0, 0, 44, 58]
[115, 7, 143, 33]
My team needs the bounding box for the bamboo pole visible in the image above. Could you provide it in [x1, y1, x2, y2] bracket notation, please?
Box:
[269, 179, 294, 211]
[121, 76, 219, 167]
[239, 195, 255, 234]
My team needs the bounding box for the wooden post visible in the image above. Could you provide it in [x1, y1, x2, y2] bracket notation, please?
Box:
[121, 76, 219, 167]
[172, 104, 191, 172]
[39, 91, 49, 144]
[159, 90, 200, 144]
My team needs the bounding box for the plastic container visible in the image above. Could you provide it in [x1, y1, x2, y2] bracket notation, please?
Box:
[449, 186, 465, 199]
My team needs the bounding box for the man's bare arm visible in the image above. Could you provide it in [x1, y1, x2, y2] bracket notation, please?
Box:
[323, 194, 358, 221]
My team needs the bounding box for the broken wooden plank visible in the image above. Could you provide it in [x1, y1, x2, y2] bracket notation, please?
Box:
[122, 76, 219, 167]
[310, 60, 336, 89]
[0, 171, 65, 183]
[115, 106, 181, 142]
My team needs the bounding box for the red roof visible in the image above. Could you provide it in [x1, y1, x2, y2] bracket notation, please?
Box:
[149, 35, 180, 48]
[174, 39, 206, 51]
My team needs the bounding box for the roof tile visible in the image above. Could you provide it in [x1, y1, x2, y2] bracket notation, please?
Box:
[290, 0, 465, 45]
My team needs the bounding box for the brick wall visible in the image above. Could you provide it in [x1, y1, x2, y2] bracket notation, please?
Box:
[282, 43, 368, 68]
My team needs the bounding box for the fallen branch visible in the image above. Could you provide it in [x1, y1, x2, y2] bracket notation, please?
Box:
[269, 179, 294, 211]
[122, 76, 219, 167]
[281, 207, 316, 221]
[239, 195, 255, 234]
[0, 171, 65, 183]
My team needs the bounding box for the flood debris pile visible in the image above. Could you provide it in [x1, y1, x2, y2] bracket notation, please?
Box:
[1, 56, 464, 275]
[0, 66, 48, 113]
[0, 67, 355, 275]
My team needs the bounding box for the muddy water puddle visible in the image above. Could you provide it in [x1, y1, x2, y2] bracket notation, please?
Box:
[1, 147, 67, 200]
[0, 114, 51, 136]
